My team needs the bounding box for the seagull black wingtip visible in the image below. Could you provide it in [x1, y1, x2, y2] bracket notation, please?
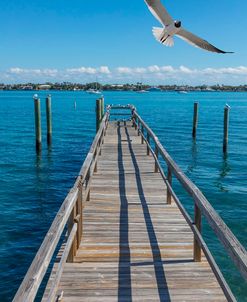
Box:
[221, 51, 234, 54]
[215, 48, 234, 54]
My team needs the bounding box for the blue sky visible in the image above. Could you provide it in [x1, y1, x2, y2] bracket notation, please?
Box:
[1, 0, 247, 84]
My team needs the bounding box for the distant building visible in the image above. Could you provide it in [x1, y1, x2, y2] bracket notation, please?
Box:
[111, 84, 124, 88]
[38, 84, 51, 90]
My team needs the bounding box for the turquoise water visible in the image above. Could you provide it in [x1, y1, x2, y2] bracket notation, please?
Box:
[0, 91, 246, 301]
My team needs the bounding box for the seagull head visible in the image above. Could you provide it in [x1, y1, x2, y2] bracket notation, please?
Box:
[174, 20, 182, 28]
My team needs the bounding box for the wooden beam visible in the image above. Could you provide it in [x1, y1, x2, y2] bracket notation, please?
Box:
[34, 96, 41, 152]
[46, 94, 52, 145]
[193, 203, 202, 262]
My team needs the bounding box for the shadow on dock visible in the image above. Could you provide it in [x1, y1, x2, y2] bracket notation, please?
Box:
[117, 125, 132, 301]
[117, 122, 171, 302]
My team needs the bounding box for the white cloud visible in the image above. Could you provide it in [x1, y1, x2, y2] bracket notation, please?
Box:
[160, 66, 175, 72]
[202, 66, 247, 75]
[98, 66, 111, 74]
[179, 65, 194, 74]
[9, 67, 58, 76]
[148, 65, 160, 73]
[134, 67, 147, 74]
[66, 66, 111, 75]
[2, 65, 247, 85]
[66, 67, 97, 74]
[116, 67, 132, 74]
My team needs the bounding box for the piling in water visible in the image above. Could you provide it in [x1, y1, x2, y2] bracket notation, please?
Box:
[223, 105, 230, 153]
[46, 95, 52, 145]
[100, 97, 104, 119]
[34, 96, 42, 152]
[96, 99, 101, 132]
[192, 102, 199, 139]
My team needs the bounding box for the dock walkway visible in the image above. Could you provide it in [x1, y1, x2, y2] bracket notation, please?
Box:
[14, 104, 247, 302]
[44, 121, 225, 301]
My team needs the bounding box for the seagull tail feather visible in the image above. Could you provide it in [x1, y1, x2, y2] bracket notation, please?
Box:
[152, 27, 174, 47]
[152, 27, 164, 42]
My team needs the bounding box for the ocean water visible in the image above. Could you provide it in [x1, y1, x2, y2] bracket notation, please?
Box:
[0, 90, 246, 301]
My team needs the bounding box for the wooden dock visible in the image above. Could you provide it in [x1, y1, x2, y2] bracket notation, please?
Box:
[14, 104, 247, 302]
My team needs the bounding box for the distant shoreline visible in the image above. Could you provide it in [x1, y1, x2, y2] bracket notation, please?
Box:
[0, 83, 247, 92]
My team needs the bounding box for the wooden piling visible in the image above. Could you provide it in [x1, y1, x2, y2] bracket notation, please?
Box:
[96, 99, 101, 132]
[100, 98, 104, 119]
[192, 102, 199, 139]
[34, 96, 41, 152]
[223, 105, 230, 153]
[46, 95, 52, 145]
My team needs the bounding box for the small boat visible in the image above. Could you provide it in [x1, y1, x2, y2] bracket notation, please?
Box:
[86, 88, 102, 95]
[86, 79, 102, 95]
[135, 81, 149, 93]
[136, 89, 149, 93]
[178, 90, 188, 94]
[148, 86, 161, 92]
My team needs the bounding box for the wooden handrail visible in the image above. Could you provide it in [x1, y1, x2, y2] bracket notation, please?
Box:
[133, 110, 247, 282]
[107, 104, 135, 110]
[13, 112, 110, 302]
[136, 121, 236, 301]
[13, 185, 79, 302]
[47, 223, 78, 302]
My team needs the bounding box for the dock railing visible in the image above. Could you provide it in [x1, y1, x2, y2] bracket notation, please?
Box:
[13, 110, 110, 302]
[132, 108, 247, 302]
[13, 104, 246, 302]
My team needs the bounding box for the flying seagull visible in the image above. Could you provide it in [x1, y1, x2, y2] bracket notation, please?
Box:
[144, 0, 233, 53]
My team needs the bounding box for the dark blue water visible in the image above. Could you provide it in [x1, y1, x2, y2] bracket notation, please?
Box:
[0, 91, 246, 301]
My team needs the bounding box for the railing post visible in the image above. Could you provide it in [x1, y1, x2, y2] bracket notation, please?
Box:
[167, 166, 172, 204]
[147, 133, 150, 155]
[141, 125, 144, 144]
[137, 119, 140, 136]
[134, 116, 137, 130]
[76, 182, 83, 249]
[94, 156, 98, 172]
[67, 206, 77, 263]
[192, 102, 199, 139]
[193, 203, 202, 262]
[223, 105, 230, 153]
[154, 144, 159, 173]
[99, 136, 102, 155]
[131, 109, 135, 127]
[86, 169, 91, 201]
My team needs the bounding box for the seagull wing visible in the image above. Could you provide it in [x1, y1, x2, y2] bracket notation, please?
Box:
[144, 0, 173, 26]
[176, 28, 233, 54]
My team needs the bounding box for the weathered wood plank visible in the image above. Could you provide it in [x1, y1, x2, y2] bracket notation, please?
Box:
[42, 120, 228, 302]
